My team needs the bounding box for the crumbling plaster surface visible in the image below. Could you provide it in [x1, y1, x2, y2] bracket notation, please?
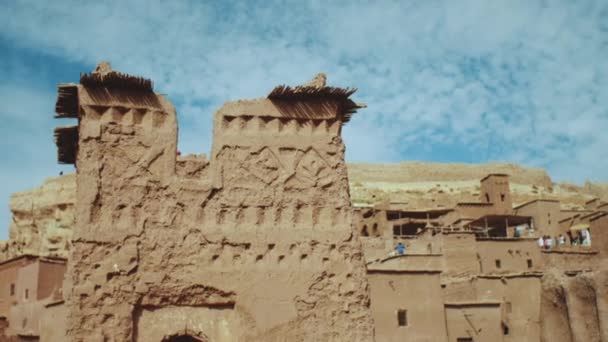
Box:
[540, 269, 607, 342]
[62, 67, 375, 341]
[0, 174, 75, 262]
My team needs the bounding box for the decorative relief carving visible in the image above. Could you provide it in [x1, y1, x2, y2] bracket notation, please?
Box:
[221, 115, 340, 136]
[218, 145, 336, 192]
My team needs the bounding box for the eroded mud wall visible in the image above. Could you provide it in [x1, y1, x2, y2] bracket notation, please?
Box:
[540, 271, 574, 342]
[61, 68, 374, 341]
[540, 270, 606, 342]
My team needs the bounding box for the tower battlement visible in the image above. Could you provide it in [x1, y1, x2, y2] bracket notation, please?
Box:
[53, 63, 374, 341]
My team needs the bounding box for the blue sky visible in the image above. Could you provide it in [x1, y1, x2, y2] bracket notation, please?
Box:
[1, 0, 607, 239]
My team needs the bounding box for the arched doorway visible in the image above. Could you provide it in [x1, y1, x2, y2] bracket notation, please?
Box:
[162, 334, 205, 342]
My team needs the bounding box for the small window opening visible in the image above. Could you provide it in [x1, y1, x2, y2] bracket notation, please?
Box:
[24, 289, 29, 299]
[372, 223, 378, 235]
[495, 259, 501, 268]
[397, 309, 407, 327]
[485, 193, 490, 203]
[457, 338, 473, 342]
[10, 284, 15, 296]
[503, 323, 509, 335]
[401, 223, 425, 235]
[500, 193, 505, 202]
[387, 211, 400, 220]
[527, 259, 533, 268]
[361, 225, 369, 237]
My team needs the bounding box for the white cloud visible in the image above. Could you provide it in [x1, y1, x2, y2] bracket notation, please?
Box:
[0, 0, 607, 239]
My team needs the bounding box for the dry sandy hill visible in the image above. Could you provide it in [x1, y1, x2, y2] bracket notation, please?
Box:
[347, 162, 606, 209]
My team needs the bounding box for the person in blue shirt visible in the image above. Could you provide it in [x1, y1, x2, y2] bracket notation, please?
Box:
[395, 242, 406, 255]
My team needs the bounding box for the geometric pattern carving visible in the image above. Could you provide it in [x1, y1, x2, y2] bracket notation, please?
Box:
[222, 115, 341, 136]
[220, 146, 282, 189]
[286, 148, 333, 190]
[81, 105, 167, 128]
[219, 146, 338, 193]
[244, 147, 281, 185]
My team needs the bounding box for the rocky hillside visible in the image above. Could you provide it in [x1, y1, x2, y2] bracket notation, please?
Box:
[1, 162, 606, 261]
[0, 174, 75, 261]
[348, 162, 606, 209]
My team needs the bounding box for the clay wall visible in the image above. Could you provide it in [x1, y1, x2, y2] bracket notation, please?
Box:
[475, 276, 542, 342]
[541, 250, 598, 270]
[559, 210, 593, 222]
[540, 271, 574, 342]
[594, 271, 608, 342]
[0, 317, 7, 340]
[590, 214, 607, 259]
[514, 200, 561, 237]
[15, 262, 39, 305]
[475, 239, 540, 274]
[441, 278, 477, 303]
[354, 208, 384, 238]
[398, 229, 441, 254]
[367, 254, 443, 272]
[7, 300, 44, 337]
[480, 174, 512, 214]
[36, 260, 66, 300]
[0, 266, 20, 318]
[60, 67, 374, 341]
[450, 203, 494, 226]
[540, 270, 606, 342]
[440, 209, 461, 227]
[0, 256, 36, 317]
[360, 226, 442, 262]
[40, 302, 67, 342]
[444, 303, 503, 342]
[368, 272, 447, 342]
[441, 233, 479, 277]
[360, 236, 390, 262]
[564, 274, 602, 342]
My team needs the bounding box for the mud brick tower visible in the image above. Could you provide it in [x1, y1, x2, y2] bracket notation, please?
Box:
[53, 64, 374, 341]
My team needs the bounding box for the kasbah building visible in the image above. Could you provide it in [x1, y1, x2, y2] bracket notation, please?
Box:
[0, 64, 606, 342]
